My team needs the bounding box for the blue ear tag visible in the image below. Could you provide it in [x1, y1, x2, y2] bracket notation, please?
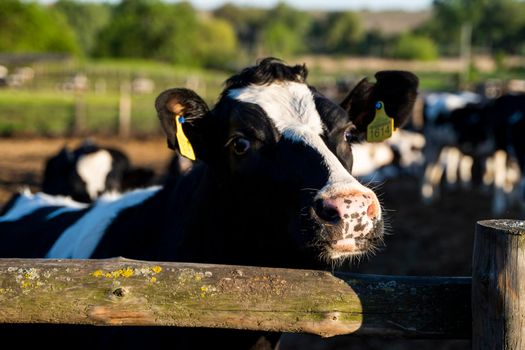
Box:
[366, 101, 394, 142]
[175, 115, 196, 160]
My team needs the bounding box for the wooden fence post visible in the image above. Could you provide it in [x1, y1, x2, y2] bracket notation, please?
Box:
[472, 220, 525, 350]
[119, 81, 131, 137]
[73, 89, 86, 135]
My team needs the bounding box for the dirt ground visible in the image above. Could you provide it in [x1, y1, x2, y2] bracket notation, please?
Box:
[0, 136, 523, 350]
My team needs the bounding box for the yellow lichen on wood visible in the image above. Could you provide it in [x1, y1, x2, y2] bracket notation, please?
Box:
[120, 268, 134, 278]
[92, 270, 104, 278]
[91, 265, 164, 285]
[91, 267, 135, 279]
[23, 268, 39, 280]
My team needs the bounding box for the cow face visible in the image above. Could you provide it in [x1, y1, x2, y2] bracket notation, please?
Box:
[156, 58, 418, 266]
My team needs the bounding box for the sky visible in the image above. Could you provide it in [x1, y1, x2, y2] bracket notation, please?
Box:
[186, 0, 432, 11]
[37, 0, 433, 12]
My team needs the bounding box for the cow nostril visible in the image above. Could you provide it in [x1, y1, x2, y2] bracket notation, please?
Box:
[314, 199, 341, 224]
[367, 201, 378, 219]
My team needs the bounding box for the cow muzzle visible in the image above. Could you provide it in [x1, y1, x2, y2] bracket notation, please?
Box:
[312, 182, 384, 260]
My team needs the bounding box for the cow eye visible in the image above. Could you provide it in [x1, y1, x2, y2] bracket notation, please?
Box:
[344, 130, 358, 144]
[231, 137, 251, 155]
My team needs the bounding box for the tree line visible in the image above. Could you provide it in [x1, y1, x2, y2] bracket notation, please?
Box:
[1, 0, 525, 69]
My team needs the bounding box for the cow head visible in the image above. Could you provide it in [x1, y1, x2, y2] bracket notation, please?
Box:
[156, 58, 418, 267]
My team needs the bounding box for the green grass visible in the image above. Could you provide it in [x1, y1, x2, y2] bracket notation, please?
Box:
[130, 93, 161, 134]
[0, 59, 230, 136]
[416, 71, 460, 91]
[0, 90, 75, 135]
[35, 58, 228, 101]
[0, 90, 162, 136]
[2, 58, 524, 136]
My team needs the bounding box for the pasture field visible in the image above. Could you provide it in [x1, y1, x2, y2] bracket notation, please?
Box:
[3, 56, 524, 137]
[0, 135, 522, 350]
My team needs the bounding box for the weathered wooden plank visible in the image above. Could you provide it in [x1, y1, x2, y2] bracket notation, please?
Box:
[336, 272, 471, 339]
[472, 219, 525, 350]
[0, 258, 470, 338]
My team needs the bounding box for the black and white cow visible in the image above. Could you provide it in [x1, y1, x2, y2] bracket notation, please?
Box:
[0, 58, 418, 348]
[420, 91, 486, 202]
[41, 140, 155, 203]
[352, 129, 426, 183]
[421, 91, 525, 215]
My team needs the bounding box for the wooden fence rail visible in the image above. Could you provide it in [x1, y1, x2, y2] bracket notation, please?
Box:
[0, 219, 522, 349]
[0, 258, 470, 338]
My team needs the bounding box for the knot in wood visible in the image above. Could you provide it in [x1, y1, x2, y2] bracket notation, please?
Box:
[112, 287, 127, 297]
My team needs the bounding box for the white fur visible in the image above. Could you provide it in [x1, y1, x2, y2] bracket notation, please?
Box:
[351, 143, 394, 177]
[76, 150, 113, 200]
[459, 155, 474, 187]
[492, 150, 508, 215]
[389, 130, 426, 168]
[424, 91, 482, 121]
[229, 82, 357, 185]
[46, 186, 161, 259]
[229, 82, 324, 137]
[0, 189, 87, 223]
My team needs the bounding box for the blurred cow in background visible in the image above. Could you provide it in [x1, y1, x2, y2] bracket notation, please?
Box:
[353, 129, 426, 183]
[420, 91, 525, 215]
[42, 140, 155, 203]
[420, 92, 486, 201]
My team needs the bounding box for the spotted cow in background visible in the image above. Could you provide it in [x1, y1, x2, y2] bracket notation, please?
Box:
[420, 91, 486, 202]
[41, 140, 155, 203]
[352, 129, 426, 183]
[0, 58, 418, 349]
[421, 91, 525, 215]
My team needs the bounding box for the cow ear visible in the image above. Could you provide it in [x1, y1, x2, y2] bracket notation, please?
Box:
[155, 88, 210, 160]
[340, 71, 419, 139]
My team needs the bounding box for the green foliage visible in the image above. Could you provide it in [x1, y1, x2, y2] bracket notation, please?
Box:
[214, 4, 266, 55]
[261, 22, 301, 57]
[54, 0, 111, 56]
[391, 34, 438, 61]
[475, 0, 525, 53]
[259, 3, 313, 57]
[324, 12, 363, 54]
[418, 0, 525, 55]
[265, 2, 312, 35]
[0, 0, 79, 54]
[194, 18, 238, 69]
[94, 0, 199, 65]
[358, 29, 391, 56]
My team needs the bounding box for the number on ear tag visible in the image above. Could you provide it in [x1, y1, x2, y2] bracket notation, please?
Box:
[366, 101, 394, 142]
[175, 115, 196, 160]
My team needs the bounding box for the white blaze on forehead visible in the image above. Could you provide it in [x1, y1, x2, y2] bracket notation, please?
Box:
[229, 81, 323, 136]
[76, 150, 113, 200]
[229, 82, 356, 184]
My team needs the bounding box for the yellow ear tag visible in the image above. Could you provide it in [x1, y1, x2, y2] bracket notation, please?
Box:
[175, 115, 196, 160]
[366, 101, 394, 142]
